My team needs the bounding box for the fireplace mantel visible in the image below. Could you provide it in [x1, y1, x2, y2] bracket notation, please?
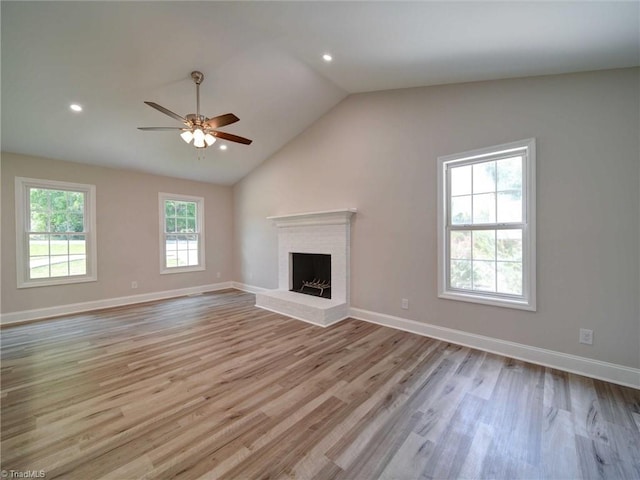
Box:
[267, 209, 356, 228]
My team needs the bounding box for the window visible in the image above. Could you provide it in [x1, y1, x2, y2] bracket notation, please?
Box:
[159, 193, 205, 274]
[437, 138, 536, 310]
[15, 177, 97, 288]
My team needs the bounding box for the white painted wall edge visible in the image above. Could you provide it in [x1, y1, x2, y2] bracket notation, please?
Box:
[0, 282, 234, 326]
[349, 307, 640, 389]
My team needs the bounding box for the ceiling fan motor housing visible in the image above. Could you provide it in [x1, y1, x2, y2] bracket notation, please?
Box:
[191, 71, 204, 85]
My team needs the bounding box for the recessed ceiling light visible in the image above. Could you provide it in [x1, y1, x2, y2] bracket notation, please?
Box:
[219, 144, 227, 151]
[70, 104, 83, 112]
[322, 54, 333, 62]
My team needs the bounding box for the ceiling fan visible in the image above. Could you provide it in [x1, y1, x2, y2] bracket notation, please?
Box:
[138, 71, 252, 149]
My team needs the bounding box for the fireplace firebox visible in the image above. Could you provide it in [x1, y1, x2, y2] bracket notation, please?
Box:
[290, 253, 331, 299]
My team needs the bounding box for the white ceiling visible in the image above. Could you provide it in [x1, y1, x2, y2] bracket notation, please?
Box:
[2, 1, 639, 185]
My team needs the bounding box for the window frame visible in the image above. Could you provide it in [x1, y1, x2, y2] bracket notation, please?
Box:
[15, 177, 97, 288]
[159, 192, 205, 274]
[437, 138, 536, 311]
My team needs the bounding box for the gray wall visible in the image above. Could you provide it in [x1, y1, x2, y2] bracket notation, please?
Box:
[1, 153, 234, 314]
[233, 68, 640, 369]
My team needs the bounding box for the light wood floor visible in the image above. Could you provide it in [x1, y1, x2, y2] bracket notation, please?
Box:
[1, 290, 639, 480]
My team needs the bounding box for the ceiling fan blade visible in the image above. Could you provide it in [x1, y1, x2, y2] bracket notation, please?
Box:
[212, 131, 253, 145]
[203, 113, 239, 129]
[138, 127, 186, 131]
[144, 101, 188, 123]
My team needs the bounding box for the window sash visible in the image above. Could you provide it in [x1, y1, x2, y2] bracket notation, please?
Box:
[16, 177, 97, 288]
[445, 226, 527, 299]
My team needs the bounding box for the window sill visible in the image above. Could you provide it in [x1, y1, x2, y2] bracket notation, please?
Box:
[160, 265, 205, 275]
[438, 290, 536, 311]
[18, 275, 98, 289]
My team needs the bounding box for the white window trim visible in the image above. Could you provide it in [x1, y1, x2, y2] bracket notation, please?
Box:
[159, 192, 205, 274]
[437, 138, 536, 311]
[15, 177, 97, 288]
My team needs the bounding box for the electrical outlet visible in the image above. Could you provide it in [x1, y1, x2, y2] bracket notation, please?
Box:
[131, 281, 138, 289]
[579, 328, 593, 345]
[401, 298, 409, 310]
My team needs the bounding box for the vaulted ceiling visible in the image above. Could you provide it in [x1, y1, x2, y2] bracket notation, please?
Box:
[2, 2, 639, 185]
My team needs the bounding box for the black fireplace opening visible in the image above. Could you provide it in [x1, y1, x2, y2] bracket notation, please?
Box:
[290, 253, 331, 299]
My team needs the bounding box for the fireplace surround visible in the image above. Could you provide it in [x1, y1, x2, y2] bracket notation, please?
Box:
[255, 209, 356, 326]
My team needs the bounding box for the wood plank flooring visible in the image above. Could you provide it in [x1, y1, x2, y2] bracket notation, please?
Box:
[1, 289, 639, 479]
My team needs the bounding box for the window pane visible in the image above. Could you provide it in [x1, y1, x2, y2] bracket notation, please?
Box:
[166, 217, 176, 233]
[177, 217, 187, 232]
[50, 190, 68, 211]
[497, 156, 522, 191]
[67, 213, 84, 232]
[177, 235, 189, 250]
[497, 261, 522, 295]
[188, 249, 199, 266]
[473, 260, 496, 292]
[70, 256, 87, 275]
[451, 195, 471, 225]
[69, 236, 86, 255]
[67, 191, 84, 212]
[29, 188, 50, 210]
[450, 260, 472, 289]
[186, 218, 196, 232]
[473, 161, 496, 194]
[177, 250, 189, 266]
[50, 212, 69, 232]
[497, 230, 522, 261]
[451, 165, 471, 196]
[165, 235, 177, 251]
[472, 193, 496, 224]
[165, 201, 176, 217]
[472, 230, 495, 260]
[30, 210, 49, 232]
[29, 234, 49, 256]
[497, 191, 522, 223]
[186, 202, 196, 218]
[30, 257, 50, 279]
[50, 235, 69, 255]
[166, 255, 178, 268]
[50, 257, 70, 277]
[176, 202, 187, 216]
[450, 231, 471, 259]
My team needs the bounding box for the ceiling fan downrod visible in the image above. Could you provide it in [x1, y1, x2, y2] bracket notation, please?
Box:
[191, 71, 204, 122]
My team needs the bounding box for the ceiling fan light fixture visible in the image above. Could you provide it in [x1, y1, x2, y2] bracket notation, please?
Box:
[204, 133, 216, 146]
[193, 128, 205, 142]
[192, 128, 205, 148]
[180, 130, 194, 143]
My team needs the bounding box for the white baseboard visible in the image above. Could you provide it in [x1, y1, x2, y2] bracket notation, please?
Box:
[349, 307, 640, 389]
[0, 282, 234, 326]
[232, 281, 269, 294]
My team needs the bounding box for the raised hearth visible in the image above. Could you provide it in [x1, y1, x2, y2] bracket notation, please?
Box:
[255, 209, 356, 326]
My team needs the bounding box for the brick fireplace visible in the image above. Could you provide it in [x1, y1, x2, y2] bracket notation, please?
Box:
[255, 209, 356, 326]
